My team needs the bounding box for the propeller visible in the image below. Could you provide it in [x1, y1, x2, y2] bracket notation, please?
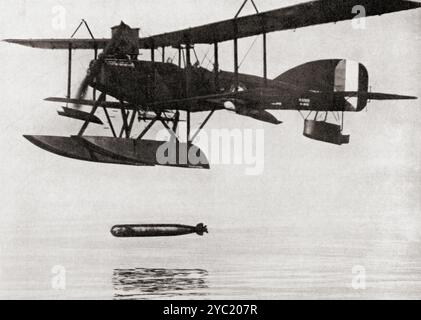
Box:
[74, 58, 103, 108]
[74, 22, 128, 109]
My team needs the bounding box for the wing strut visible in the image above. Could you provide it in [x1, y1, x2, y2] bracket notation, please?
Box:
[185, 45, 192, 144]
[232, 0, 268, 89]
[263, 32, 267, 86]
[67, 44, 72, 101]
[234, 35, 239, 90]
[214, 42, 219, 89]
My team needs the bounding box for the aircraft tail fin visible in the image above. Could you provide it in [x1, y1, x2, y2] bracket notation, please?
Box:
[276, 59, 417, 111]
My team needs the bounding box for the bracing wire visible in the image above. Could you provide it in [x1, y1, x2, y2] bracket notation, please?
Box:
[239, 36, 259, 68]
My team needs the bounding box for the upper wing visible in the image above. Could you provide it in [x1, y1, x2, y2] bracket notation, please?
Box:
[4, 38, 109, 50]
[5, 0, 421, 49]
[138, 0, 421, 48]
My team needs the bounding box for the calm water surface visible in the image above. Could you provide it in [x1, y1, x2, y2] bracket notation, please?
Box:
[1, 216, 420, 300]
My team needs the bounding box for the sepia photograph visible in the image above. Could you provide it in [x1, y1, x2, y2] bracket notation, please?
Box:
[0, 0, 420, 303]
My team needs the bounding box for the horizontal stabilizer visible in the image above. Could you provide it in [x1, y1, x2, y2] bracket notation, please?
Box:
[58, 107, 103, 125]
[335, 91, 417, 100]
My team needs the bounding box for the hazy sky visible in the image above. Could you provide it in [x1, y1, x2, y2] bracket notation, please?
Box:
[0, 0, 420, 248]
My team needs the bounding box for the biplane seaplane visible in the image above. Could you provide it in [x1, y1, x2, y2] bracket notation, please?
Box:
[5, 0, 420, 169]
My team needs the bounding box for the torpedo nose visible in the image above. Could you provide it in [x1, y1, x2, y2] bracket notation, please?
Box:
[111, 226, 131, 237]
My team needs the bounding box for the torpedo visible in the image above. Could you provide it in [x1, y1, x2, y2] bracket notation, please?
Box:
[111, 223, 208, 238]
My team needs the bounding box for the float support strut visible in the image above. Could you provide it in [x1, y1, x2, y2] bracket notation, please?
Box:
[78, 93, 106, 136]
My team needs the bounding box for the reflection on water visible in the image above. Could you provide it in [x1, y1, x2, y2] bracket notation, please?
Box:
[112, 268, 209, 300]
